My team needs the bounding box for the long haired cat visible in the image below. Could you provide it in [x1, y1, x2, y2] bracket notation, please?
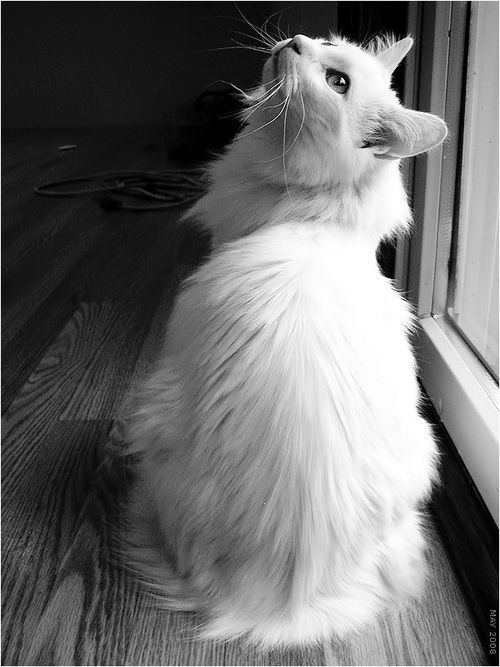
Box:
[124, 32, 447, 647]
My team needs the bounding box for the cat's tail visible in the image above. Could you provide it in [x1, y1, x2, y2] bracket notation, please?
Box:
[109, 415, 197, 609]
[116, 482, 200, 613]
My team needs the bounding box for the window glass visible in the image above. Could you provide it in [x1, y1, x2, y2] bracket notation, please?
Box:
[447, 1, 499, 380]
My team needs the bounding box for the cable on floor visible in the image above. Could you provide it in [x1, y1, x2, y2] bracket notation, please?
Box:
[34, 168, 207, 211]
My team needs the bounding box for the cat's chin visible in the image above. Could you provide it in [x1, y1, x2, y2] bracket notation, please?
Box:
[261, 59, 275, 89]
[263, 44, 299, 90]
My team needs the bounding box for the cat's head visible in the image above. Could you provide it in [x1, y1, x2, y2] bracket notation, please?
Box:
[240, 34, 447, 187]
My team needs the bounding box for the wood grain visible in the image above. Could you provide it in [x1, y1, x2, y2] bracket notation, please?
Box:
[2, 128, 487, 666]
[326, 524, 485, 666]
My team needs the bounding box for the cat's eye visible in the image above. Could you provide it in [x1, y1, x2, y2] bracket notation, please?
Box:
[321, 42, 334, 46]
[326, 69, 350, 95]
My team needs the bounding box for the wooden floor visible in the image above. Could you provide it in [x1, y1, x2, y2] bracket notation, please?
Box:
[2, 128, 486, 666]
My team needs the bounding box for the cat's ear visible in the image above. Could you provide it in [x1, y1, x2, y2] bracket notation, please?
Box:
[376, 37, 413, 75]
[366, 107, 447, 160]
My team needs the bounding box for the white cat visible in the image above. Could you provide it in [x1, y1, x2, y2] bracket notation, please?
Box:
[124, 33, 447, 648]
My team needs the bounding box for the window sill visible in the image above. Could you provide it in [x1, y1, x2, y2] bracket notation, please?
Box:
[417, 314, 499, 524]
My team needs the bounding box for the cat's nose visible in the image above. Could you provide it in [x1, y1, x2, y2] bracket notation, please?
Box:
[285, 35, 306, 55]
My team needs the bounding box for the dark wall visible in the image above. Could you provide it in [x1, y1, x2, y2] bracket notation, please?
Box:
[2, 1, 337, 129]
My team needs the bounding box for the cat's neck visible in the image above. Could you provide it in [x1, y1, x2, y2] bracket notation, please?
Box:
[186, 136, 411, 248]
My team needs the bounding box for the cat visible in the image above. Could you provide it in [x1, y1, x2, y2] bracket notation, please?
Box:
[123, 32, 447, 648]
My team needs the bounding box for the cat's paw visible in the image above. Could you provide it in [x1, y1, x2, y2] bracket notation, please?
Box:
[379, 511, 427, 600]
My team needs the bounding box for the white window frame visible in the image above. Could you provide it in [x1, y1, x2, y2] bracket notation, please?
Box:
[396, 1, 499, 524]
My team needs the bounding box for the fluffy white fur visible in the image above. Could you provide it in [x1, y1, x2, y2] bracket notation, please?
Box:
[123, 32, 446, 648]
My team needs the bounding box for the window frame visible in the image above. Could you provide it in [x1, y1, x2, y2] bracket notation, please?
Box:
[396, 1, 499, 524]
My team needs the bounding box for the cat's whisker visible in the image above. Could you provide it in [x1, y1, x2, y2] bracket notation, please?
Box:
[230, 40, 271, 54]
[196, 78, 284, 121]
[231, 29, 274, 51]
[255, 19, 280, 47]
[245, 86, 284, 112]
[258, 90, 306, 164]
[241, 77, 286, 119]
[261, 14, 274, 38]
[282, 89, 306, 157]
[233, 4, 278, 48]
[237, 75, 283, 100]
[275, 10, 288, 41]
[205, 79, 252, 99]
[247, 77, 285, 103]
[216, 78, 284, 121]
[268, 22, 288, 43]
[242, 79, 286, 115]
[238, 93, 290, 139]
[229, 17, 277, 49]
[282, 95, 293, 205]
[242, 20, 277, 48]
[211, 12, 277, 47]
[263, 100, 290, 111]
[241, 90, 287, 126]
[231, 39, 269, 54]
[195, 46, 271, 54]
[255, 74, 284, 89]
[242, 94, 287, 125]
[261, 10, 288, 43]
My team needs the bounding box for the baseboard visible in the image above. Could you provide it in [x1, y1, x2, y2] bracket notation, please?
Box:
[422, 393, 499, 665]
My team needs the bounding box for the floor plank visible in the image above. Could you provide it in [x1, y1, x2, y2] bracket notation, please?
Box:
[2, 205, 184, 411]
[1, 419, 113, 667]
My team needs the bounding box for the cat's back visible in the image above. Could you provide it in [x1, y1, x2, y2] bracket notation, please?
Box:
[163, 221, 420, 459]
[169, 221, 413, 385]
